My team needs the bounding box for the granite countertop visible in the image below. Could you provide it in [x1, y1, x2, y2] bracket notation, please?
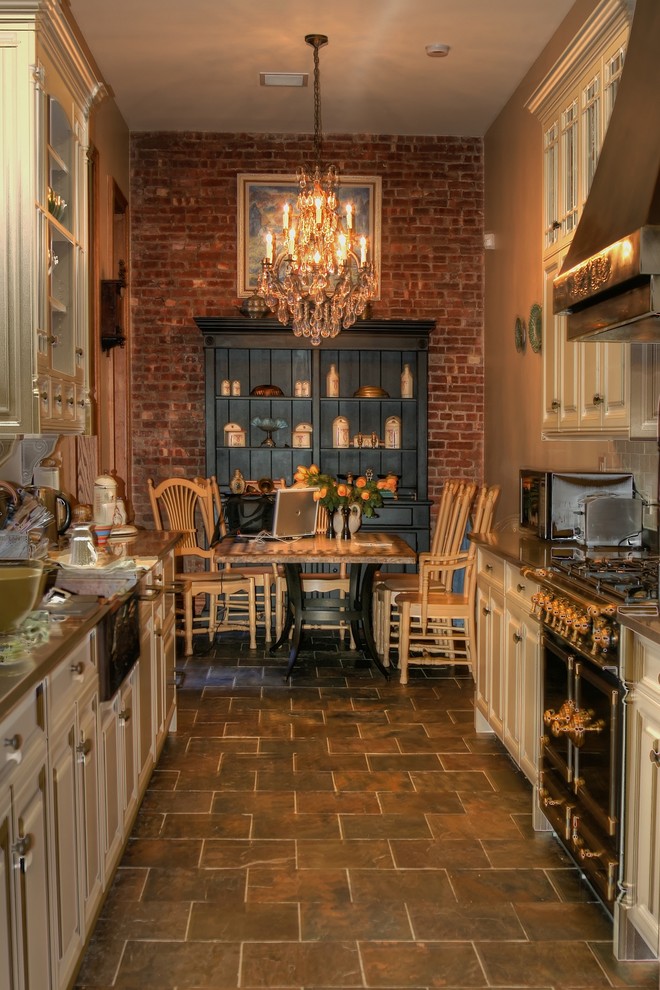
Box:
[0, 530, 179, 721]
[473, 528, 660, 646]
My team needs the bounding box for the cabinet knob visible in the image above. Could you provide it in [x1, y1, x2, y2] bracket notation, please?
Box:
[54, 393, 62, 403]
[118, 708, 131, 724]
[76, 738, 93, 762]
[517, 583, 525, 593]
[4, 734, 20, 750]
[67, 396, 75, 406]
[76, 347, 84, 357]
[77, 399, 86, 408]
[485, 563, 493, 572]
[551, 399, 561, 411]
[48, 334, 60, 347]
[70, 661, 84, 676]
[650, 748, 660, 767]
[513, 631, 523, 644]
[593, 393, 603, 405]
[482, 606, 491, 616]
[12, 835, 31, 858]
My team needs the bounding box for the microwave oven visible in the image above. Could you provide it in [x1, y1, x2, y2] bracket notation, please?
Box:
[519, 469, 636, 541]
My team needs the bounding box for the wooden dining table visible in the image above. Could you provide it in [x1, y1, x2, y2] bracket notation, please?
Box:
[213, 532, 416, 679]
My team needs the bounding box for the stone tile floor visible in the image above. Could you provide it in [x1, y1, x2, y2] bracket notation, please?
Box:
[74, 634, 660, 989]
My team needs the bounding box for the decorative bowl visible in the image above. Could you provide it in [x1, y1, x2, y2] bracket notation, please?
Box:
[0, 560, 46, 633]
[250, 385, 284, 397]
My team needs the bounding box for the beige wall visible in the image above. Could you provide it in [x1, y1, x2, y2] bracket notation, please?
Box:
[482, 0, 657, 527]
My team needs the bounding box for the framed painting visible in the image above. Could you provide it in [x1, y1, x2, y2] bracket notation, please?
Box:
[237, 173, 382, 298]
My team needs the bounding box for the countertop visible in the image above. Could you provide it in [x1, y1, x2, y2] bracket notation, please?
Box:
[473, 528, 660, 646]
[0, 530, 179, 721]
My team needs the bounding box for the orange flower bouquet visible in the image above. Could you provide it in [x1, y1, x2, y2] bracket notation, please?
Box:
[293, 464, 392, 518]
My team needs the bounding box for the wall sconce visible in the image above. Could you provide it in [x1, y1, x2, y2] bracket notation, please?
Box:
[101, 260, 126, 353]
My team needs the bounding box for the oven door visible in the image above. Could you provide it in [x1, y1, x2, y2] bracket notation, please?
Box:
[540, 631, 577, 838]
[573, 660, 622, 837]
[97, 593, 140, 702]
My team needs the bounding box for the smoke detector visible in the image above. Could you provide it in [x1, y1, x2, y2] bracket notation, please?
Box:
[425, 43, 450, 58]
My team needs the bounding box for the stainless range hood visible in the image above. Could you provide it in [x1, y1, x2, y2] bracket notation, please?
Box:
[553, 0, 660, 342]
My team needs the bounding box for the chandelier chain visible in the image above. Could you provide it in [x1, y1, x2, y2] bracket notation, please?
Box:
[312, 39, 322, 163]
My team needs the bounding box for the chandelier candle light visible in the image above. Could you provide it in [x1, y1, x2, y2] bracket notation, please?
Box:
[258, 35, 377, 345]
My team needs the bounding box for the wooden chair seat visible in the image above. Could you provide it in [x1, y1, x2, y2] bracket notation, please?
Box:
[148, 475, 259, 654]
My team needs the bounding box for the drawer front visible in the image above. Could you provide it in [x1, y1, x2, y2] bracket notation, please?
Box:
[47, 632, 96, 718]
[478, 549, 504, 588]
[505, 562, 540, 609]
[0, 684, 46, 785]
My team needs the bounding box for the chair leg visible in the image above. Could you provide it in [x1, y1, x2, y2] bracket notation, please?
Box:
[184, 585, 194, 656]
[398, 600, 411, 685]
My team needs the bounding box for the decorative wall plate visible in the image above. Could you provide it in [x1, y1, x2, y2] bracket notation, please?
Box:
[528, 303, 542, 352]
[514, 317, 526, 353]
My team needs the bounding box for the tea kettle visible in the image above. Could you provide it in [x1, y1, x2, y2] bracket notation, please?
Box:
[24, 485, 72, 546]
[0, 480, 19, 530]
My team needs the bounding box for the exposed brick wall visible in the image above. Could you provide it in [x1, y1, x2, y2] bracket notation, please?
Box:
[129, 132, 484, 524]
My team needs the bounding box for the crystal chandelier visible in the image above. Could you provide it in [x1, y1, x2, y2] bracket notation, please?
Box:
[258, 35, 377, 346]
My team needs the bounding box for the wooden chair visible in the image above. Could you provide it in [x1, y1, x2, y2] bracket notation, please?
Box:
[147, 476, 258, 653]
[373, 480, 477, 663]
[210, 477, 276, 641]
[395, 484, 500, 684]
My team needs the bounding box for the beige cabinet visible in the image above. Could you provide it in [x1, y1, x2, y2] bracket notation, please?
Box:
[503, 564, 541, 786]
[542, 255, 629, 436]
[0, 684, 52, 990]
[0, 3, 102, 435]
[46, 632, 102, 990]
[529, 3, 632, 440]
[629, 344, 660, 440]
[616, 629, 660, 961]
[99, 665, 138, 883]
[475, 549, 505, 737]
[137, 548, 177, 790]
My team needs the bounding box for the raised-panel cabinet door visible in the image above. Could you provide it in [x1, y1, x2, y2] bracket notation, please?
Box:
[12, 752, 52, 990]
[77, 688, 102, 933]
[48, 718, 81, 989]
[475, 581, 492, 728]
[100, 699, 122, 882]
[503, 607, 523, 764]
[119, 673, 138, 833]
[600, 341, 629, 431]
[519, 613, 541, 786]
[0, 799, 17, 990]
[487, 587, 505, 738]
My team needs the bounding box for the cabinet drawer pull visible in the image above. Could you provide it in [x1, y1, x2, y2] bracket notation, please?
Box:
[70, 661, 84, 677]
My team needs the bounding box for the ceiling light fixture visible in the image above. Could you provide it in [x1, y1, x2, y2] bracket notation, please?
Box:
[257, 34, 377, 346]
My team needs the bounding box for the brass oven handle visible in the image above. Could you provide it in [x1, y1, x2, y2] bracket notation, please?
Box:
[539, 787, 563, 808]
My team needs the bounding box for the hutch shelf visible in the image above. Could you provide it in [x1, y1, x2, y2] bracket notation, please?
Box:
[196, 317, 433, 552]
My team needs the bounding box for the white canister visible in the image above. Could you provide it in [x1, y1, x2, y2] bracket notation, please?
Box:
[326, 364, 340, 397]
[332, 415, 350, 448]
[224, 422, 246, 447]
[292, 422, 313, 448]
[385, 415, 402, 449]
[401, 364, 413, 398]
[93, 473, 117, 523]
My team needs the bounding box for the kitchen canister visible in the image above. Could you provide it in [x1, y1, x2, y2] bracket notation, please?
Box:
[332, 415, 350, 448]
[292, 422, 313, 448]
[224, 422, 246, 447]
[401, 364, 413, 398]
[326, 364, 339, 397]
[385, 415, 402, 448]
[93, 473, 117, 524]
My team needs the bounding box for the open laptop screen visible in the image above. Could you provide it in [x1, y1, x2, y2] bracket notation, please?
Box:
[271, 487, 319, 538]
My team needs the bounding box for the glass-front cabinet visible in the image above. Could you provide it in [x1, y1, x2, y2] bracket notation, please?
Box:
[196, 318, 432, 553]
[0, 3, 102, 436]
[527, 0, 632, 438]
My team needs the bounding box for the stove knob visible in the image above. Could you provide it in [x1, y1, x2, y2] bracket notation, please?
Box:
[573, 615, 590, 634]
[587, 605, 601, 617]
[601, 604, 617, 618]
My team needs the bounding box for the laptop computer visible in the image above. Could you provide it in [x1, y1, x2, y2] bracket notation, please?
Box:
[245, 487, 319, 540]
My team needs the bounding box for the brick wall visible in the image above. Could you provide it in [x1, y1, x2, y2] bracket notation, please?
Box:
[129, 132, 484, 524]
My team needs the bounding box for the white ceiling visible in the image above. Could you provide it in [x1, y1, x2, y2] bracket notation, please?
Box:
[70, 0, 577, 136]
